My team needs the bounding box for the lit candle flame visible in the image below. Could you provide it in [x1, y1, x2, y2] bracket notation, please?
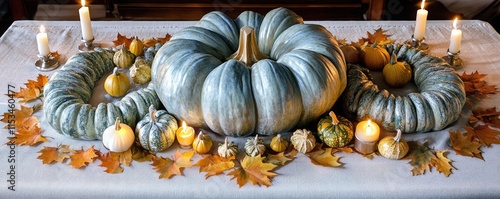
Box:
[182, 121, 187, 129]
[81, 0, 86, 7]
[421, 0, 425, 10]
[39, 25, 45, 33]
[366, 119, 372, 134]
[453, 18, 458, 29]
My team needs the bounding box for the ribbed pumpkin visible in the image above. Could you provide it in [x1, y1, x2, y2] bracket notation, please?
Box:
[291, 129, 316, 153]
[43, 49, 160, 140]
[129, 36, 144, 56]
[102, 118, 135, 152]
[104, 67, 130, 97]
[113, 45, 135, 68]
[218, 137, 239, 158]
[270, 134, 289, 153]
[378, 129, 409, 159]
[317, 111, 354, 148]
[192, 132, 213, 154]
[151, 7, 347, 136]
[342, 44, 466, 133]
[135, 105, 178, 152]
[130, 59, 152, 85]
[361, 43, 390, 70]
[245, 134, 266, 157]
[382, 53, 412, 87]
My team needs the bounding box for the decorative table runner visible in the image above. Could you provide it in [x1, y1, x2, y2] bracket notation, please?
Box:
[0, 20, 499, 198]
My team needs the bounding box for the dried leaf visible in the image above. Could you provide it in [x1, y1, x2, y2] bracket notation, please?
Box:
[37, 144, 72, 164]
[431, 150, 456, 177]
[466, 125, 500, 148]
[98, 152, 124, 174]
[8, 125, 47, 146]
[12, 74, 48, 103]
[307, 148, 342, 167]
[157, 34, 172, 44]
[50, 51, 61, 60]
[264, 152, 293, 166]
[131, 145, 155, 162]
[469, 107, 500, 128]
[151, 150, 194, 179]
[228, 155, 277, 187]
[405, 141, 436, 176]
[460, 71, 498, 100]
[143, 38, 159, 47]
[112, 33, 133, 48]
[195, 154, 235, 179]
[110, 148, 132, 166]
[4, 105, 39, 130]
[331, 147, 354, 154]
[68, 146, 99, 169]
[449, 129, 483, 159]
[358, 28, 394, 45]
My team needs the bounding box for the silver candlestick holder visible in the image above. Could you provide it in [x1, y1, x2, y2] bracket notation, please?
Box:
[78, 37, 100, 52]
[406, 35, 428, 51]
[35, 53, 59, 71]
[442, 49, 463, 70]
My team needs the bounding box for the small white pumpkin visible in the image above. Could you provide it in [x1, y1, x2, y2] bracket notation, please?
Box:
[291, 129, 316, 153]
[218, 137, 239, 158]
[245, 134, 266, 157]
[102, 118, 135, 152]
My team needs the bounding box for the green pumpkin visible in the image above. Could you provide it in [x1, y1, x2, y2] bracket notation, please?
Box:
[135, 105, 178, 152]
[342, 43, 465, 133]
[317, 111, 354, 148]
[151, 7, 347, 136]
[43, 49, 160, 140]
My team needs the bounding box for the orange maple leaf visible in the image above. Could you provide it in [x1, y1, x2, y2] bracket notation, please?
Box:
[12, 74, 49, 102]
[110, 148, 133, 166]
[8, 125, 47, 146]
[460, 71, 498, 101]
[228, 155, 277, 187]
[112, 33, 134, 48]
[156, 34, 172, 44]
[307, 148, 342, 167]
[14, 105, 40, 130]
[68, 146, 99, 169]
[98, 152, 124, 174]
[431, 150, 456, 177]
[37, 144, 73, 164]
[264, 151, 295, 166]
[466, 125, 500, 147]
[469, 107, 500, 128]
[195, 154, 235, 179]
[449, 129, 483, 159]
[151, 150, 194, 179]
[131, 145, 155, 162]
[358, 28, 394, 45]
[143, 38, 159, 47]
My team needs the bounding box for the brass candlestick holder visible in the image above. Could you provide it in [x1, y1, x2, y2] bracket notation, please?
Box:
[442, 49, 463, 70]
[78, 37, 100, 52]
[406, 35, 428, 51]
[35, 53, 59, 71]
[354, 135, 377, 155]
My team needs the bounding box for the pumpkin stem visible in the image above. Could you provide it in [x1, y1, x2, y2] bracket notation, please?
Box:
[197, 131, 204, 140]
[224, 137, 229, 147]
[114, 117, 121, 131]
[253, 134, 259, 145]
[394, 129, 402, 142]
[329, 111, 339, 125]
[229, 26, 268, 66]
[276, 134, 282, 142]
[148, 105, 156, 121]
[112, 67, 120, 76]
[390, 53, 397, 65]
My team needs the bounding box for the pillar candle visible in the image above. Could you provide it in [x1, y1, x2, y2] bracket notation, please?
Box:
[176, 121, 195, 148]
[79, 0, 94, 41]
[36, 25, 50, 56]
[413, 0, 428, 40]
[355, 119, 380, 142]
[448, 18, 462, 53]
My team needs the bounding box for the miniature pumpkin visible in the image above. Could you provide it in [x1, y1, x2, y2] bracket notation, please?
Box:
[102, 118, 135, 152]
[378, 129, 409, 159]
[104, 67, 130, 97]
[340, 44, 359, 64]
[130, 59, 152, 85]
[192, 131, 213, 154]
[129, 36, 144, 56]
[291, 129, 316, 153]
[113, 45, 135, 68]
[270, 134, 289, 153]
[317, 111, 354, 148]
[383, 53, 412, 87]
[151, 8, 347, 137]
[245, 134, 266, 157]
[361, 42, 390, 70]
[135, 105, 177, 152]
[218, 137, 239, 158]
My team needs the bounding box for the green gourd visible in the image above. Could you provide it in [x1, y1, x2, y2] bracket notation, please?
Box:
[317, 111, 354, 148]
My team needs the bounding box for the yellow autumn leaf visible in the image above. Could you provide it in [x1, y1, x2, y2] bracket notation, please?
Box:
[431, 150, 456, 177]
[307, 148, 341, 167]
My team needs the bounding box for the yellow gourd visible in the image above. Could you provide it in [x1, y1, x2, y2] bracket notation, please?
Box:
[192, 132, 213, 154]
[270, 134, 289, 153]
[382, 53, 412, 88]
[290, 129, 316, 153]
[129, 36, 144, 56]
[104, 67, 130, 97]
[113, 45, 135, 68]
[361, 42, 390, 70]
[378, 129, 409, 160]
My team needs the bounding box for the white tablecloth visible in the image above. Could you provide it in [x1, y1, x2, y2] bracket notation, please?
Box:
[0, 19, 500, 198]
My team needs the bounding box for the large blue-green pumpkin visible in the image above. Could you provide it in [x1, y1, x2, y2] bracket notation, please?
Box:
[152, 8, 347, 136]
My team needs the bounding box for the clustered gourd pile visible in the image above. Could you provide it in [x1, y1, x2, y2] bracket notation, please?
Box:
[43, 8, 465, 160]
